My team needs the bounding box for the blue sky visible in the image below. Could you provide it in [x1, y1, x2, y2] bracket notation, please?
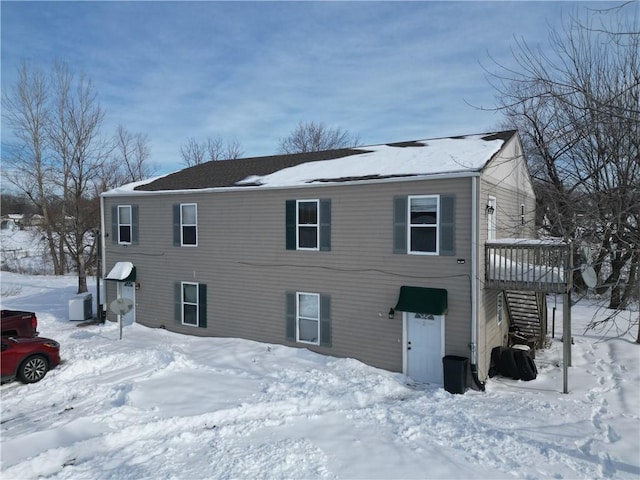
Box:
[1, 1, 614, 174]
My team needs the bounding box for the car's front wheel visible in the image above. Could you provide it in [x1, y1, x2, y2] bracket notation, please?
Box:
[18, 355, 49, 383]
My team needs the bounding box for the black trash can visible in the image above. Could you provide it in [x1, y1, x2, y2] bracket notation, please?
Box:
[442, 355, 468, 394]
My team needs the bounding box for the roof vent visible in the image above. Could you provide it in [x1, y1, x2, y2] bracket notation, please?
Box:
[386, 141, 426, 148]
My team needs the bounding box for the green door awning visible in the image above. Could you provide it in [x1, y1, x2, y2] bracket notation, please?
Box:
[394, 286, 448, 315]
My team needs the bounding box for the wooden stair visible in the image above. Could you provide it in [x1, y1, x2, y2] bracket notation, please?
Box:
[504, 290, 547, 347]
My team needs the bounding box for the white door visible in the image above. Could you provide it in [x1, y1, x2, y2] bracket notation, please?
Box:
[117, 281, 136, 325]
[406, 312, 444, 385]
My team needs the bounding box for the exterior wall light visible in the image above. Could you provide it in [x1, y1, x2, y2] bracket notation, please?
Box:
[388, 308, 395, 319]
[486, 204, 495, 215]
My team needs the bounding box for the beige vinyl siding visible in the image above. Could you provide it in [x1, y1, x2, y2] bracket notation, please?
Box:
[104, 176, 474, 373]
[475, 135, 537, 378]
[479, 289, 510, 376]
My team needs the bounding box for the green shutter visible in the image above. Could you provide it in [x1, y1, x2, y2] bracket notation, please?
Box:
[286, 291, 296, 341]
[198, 284, 207, 328]
[393, 196, 407, 254]
[285, 200, 296, 250]
[172, 204, 181, 246]
[175, 282, 182, 324]
[131, 205, 139, 245]
[111, 205, 118, 244]
[439, 195, 455, 256]
[320, 295, 331, 347]
[319, 199, 331, 251]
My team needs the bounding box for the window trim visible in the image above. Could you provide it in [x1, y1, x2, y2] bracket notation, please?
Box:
[296, 291, 320, 345]
[296, 199, 320, 251]
[180, 203, 198, 247]
[118, 205, 132, 245]
[181, 281, 199, 327]
[408, 194, 440, 255]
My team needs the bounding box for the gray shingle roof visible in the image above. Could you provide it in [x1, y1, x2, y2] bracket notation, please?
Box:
[134, 130, 516, 192]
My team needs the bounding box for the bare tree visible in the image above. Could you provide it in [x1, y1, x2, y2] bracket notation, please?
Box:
[180, 136, 243, 167]
[112, 125, 156, 184]
[48, 62, 111, 293]
[485, 4, 639, 317]
[1, 62, 65, 274]
[180, 137, 205, 167]
[278, 121, 360, 154]
[3, 60, 154, 293]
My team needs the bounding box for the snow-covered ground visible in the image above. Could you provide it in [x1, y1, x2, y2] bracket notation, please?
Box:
[0, 226, 51, 275]
[1, 271, 639, 478]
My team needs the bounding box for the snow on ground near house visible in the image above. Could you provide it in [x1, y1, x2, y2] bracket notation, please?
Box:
[1, 272, 639, 480]
[0, 228, 51, 275]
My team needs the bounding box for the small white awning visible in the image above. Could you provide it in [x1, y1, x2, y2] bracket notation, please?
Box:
[106, 262, 136, 281]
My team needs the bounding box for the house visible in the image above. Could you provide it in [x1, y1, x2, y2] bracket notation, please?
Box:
[100, 130, 570, 389]
[1, 218, 18, 231]
[1, 214, 24, 230]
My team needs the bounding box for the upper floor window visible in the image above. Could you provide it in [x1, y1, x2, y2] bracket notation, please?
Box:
[118, 205, 132, 244]
[285, 199, 331, 251]
[173, 203, 197, 246]
[297, 200, 319, 250]
[409, 195, 439, 254]
[111, 204, 138, 245]
[394, 194, 455, 256]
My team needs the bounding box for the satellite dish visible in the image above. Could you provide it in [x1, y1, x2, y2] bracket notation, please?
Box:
[580, 265, 598, 289]
[109, 298, 134, 315]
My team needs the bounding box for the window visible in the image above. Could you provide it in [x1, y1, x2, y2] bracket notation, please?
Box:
[173, 203, 197, 246]
[177, 282, 207, 328]
[487, 196, 496, 240]
[297, 292, 320, 344]
[394, 195, 455, 256]
[285, 199, 331, 251]
[111, 205, 138, 245]
[497, 292, 504, 325]
[182, 282, 199, 326]
[286, 291, 331, 347]
[409, 195, 439, 254]
[118, 205, 132, 244]
[297, 200, 319, 250]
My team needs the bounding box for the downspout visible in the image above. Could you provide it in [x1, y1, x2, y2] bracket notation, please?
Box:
[471, 176, 486, 391]
[99, 194, 106, 322]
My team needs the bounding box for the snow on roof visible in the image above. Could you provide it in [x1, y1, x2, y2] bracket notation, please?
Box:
[103, 131, 514, 195]
[486, 238, 568, 246]
[105, 261, 135, 281]
[104, 173, 177, 195]
[237, 135, 504, 188]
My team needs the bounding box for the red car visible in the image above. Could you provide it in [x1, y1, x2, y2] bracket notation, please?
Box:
[1, 336, 61, 384]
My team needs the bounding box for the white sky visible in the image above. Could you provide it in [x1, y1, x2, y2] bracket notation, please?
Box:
[0, 1, 619, 174]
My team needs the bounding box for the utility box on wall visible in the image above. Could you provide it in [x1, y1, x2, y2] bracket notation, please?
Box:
[69, 293, 93, 321]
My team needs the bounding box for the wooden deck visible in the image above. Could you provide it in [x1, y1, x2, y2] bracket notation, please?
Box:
[485, 240, 572, 294]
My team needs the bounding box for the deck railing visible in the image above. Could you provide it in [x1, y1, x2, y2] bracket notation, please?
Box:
[485, 240, 571, 294]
